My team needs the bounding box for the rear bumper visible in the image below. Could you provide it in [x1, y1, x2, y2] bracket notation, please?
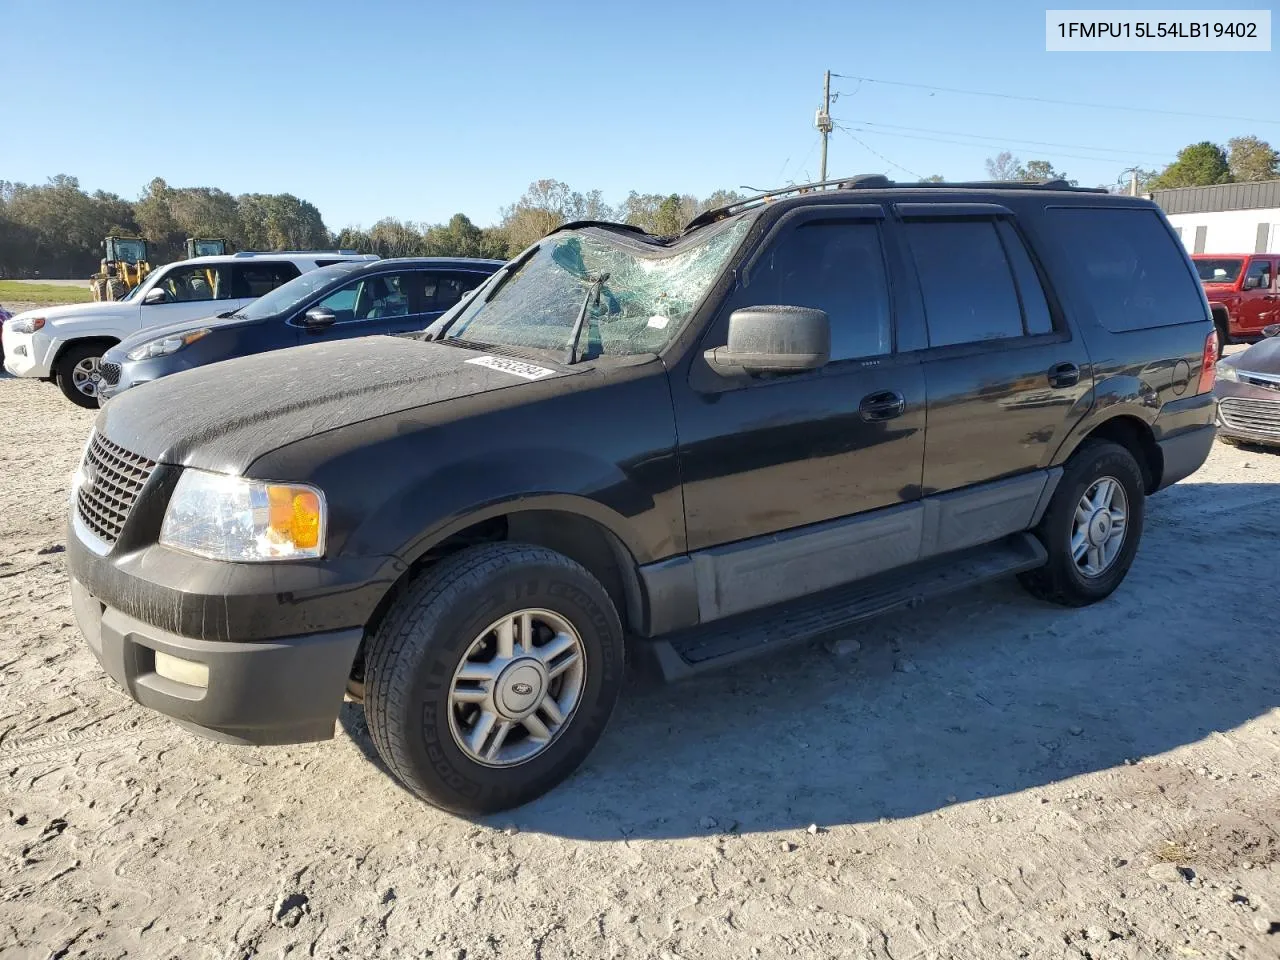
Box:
[1152, 393, 1216, 491]
[71, 577, 362, 745]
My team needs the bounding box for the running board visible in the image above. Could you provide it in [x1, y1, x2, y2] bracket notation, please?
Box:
[635, 533, 1047, 682]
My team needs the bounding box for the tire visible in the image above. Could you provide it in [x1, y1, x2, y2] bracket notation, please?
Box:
[55, 342, 106, 409]
[90, 278, 108, 302]
[1018, 440, 1145, 607]
[364, 542, 625, 814]
[105, 278, 127, 301]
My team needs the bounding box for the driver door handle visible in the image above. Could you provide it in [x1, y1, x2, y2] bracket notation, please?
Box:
[859, 390, 906, 422]
[1048, 362, 1080, 388]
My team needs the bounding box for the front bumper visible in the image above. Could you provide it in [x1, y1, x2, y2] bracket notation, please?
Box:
[1214, 380, 1280, 447]
[66, 469, 399, 745]
[96, 352, 165, 403]
[2, 328, 54, 378]
[71, 577, 362, 744]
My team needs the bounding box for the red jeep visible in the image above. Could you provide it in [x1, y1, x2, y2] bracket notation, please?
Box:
[1193, 253, 1280, 355]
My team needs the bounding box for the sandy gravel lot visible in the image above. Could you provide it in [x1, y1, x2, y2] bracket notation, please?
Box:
[1, 358, 1278, 960]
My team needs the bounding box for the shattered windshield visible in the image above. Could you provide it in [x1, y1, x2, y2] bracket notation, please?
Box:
[446, 218, 750, 359]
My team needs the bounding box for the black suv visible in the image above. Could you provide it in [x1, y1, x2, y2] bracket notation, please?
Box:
[68, 177, 1218, 814]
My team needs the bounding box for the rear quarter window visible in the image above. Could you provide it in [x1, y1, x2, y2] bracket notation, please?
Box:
[1050, 207, 1206, 332]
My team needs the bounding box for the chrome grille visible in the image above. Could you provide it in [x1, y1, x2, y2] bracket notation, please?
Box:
[99, 361, 121, 385]
[75, 432, 156, 547]
[1219, 397, 1280, 437]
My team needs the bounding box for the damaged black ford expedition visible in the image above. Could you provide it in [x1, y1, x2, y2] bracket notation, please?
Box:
[68, 176, 1218, 814]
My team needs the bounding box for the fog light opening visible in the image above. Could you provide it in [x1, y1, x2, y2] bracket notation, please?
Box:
[154, 650, 210, 689]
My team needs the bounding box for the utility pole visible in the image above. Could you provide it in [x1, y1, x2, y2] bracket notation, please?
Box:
[816, 70, 833, 183]
[1130, 168, 1139, 197]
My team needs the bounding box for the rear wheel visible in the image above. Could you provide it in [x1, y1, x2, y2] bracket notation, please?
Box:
[1018, 440, 1145, 606]
[363, 543, 625, 814]
[90, 278, 108, 302]
[55, 342, 107, 409]
[105, 278, 127, 301]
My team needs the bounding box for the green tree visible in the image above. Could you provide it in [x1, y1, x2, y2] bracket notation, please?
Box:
[919, 174, 946, 183]
[1149, 142, 1231, 190]
[1226, 135, 1280, 183]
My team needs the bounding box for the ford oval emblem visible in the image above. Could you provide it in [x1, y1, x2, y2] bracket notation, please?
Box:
[511, 682, 534, 696]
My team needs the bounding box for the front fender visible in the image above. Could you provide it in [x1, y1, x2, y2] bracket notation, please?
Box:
[345, 446, 673, 568]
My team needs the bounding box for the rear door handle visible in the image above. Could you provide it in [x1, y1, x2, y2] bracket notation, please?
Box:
[859, 390, 906, 422]
[1047, 362, 1080, 388]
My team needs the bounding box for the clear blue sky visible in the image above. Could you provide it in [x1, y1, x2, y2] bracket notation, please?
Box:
[4, 0, 1276, 230]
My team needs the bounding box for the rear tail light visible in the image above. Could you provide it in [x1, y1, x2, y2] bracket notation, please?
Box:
[1197, 330, 1216, 393]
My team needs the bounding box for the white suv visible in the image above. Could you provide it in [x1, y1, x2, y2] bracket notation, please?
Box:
[2, 251, 376, 407]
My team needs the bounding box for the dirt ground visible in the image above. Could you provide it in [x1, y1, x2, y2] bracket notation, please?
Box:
[1, 352, 1278, 960]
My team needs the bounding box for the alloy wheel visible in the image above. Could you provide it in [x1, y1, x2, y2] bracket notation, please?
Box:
[1071, 476, 1128, 577]
[447, 608, 587, 767]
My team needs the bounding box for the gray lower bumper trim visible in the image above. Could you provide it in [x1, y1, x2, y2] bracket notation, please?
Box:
[1156, 424, 1217, 491]
[71, 578, 362, 746]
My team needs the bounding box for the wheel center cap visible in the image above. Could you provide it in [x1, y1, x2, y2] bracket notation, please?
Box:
[495, 659, 547, 719]
[1088, 509, 1111, 545]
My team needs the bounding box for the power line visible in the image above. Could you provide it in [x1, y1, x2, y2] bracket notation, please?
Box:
[839, 125, 1171, 168]
[831, 73, 1280, 126]
[836, 119, 1171, 160]
[833, 125, 924, 179]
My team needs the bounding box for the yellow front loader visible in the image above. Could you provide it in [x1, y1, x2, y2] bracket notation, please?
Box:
[90, 237, 152, 301]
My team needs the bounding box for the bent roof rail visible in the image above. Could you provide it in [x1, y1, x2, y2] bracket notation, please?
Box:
[681, 174, 1110, 233]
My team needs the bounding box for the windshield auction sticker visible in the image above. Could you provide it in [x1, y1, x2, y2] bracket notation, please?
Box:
[1046, 9, 1271, 50]
[465, 356, 557, 380]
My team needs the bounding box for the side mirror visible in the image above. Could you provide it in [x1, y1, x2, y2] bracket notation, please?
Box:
[1262, 323, 1280, 339]
[302, 306, 337, 330]
[705, 306, 830, 375]
[142, 287, 168, 305]
[1244, 276, 1262, 290]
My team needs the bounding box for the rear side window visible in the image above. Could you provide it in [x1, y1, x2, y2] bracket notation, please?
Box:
[743, 220, 892, 361]
[234, 262, 301, 298]
[905, 220, 1026, 346]
[1049, 208, 1206, 331]
[427, 271, 490, 311]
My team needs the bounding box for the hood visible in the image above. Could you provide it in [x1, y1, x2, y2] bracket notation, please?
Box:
[14, 299, 136, 326]
[1201, 284, 1236, 298]
[1225, 336, 1280, 375]
[96, 335, 576, 472]
[110, 310, 261, 358]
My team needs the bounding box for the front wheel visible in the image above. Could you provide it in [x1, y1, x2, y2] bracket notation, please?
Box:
[55, 342, 107, 409]
[363, 543, 625, 814]
[1018, 440, 1145, 607]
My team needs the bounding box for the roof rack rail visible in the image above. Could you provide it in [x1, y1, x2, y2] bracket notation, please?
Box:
[230, 249, 371, 257]
[682, 174, 1109, 232]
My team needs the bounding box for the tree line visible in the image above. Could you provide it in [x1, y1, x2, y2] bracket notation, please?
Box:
[981, 135, 1279, 194]
[0, 175, 745, 279]
[5, 136, 1276, 278]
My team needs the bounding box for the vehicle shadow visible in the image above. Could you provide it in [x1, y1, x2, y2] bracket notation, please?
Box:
[337, 480, 1280, 839]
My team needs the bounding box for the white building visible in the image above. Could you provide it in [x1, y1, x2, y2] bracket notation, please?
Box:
[1152, 180, 1280, 255]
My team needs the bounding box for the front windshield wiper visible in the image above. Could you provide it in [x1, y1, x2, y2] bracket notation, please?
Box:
[564, 271, 610, 365]
[429, 244, 540, 343]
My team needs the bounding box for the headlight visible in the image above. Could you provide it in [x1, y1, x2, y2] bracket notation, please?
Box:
[159, 469, 326, 561]
[1217, 364, 1240, 382]
[126, 328, 211, 361]
[9, 316, 45, 334]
